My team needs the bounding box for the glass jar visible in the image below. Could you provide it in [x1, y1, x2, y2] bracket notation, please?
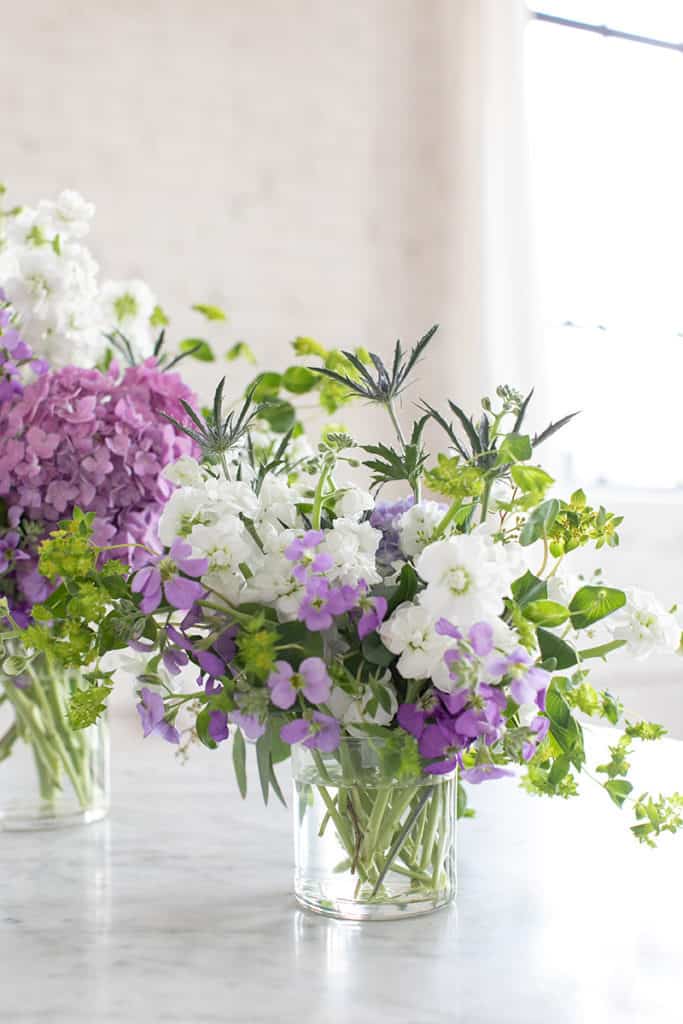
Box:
[292, 737, 456, 920]
[0, 655, 109, 830]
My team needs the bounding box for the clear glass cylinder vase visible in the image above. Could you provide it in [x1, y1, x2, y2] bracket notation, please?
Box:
[0, 655, 110, 830]
[292, 737, 456, 921]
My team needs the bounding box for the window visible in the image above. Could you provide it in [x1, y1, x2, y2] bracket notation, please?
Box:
[525, 4, 683, 489]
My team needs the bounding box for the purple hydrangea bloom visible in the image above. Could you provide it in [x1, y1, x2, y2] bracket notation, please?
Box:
[136, 687, 180, 744]
[280, 711, 341, 753]
[131, 538, 208, 614]
[0, 355, 200, 615]
[267, 657, 331, 709]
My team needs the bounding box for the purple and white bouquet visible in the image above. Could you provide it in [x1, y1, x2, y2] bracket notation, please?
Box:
[4, 325, 683, 909]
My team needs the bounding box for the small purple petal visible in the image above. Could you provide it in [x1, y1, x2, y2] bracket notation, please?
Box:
[280, 718, 312, 744]
[208, 710, 229, 743]
[163, 575, 205, 610]
[468, 622, 494, 656]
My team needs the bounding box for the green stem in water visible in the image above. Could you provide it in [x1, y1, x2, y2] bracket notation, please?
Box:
[370, 788, 431, 898]
[25, 663, 91, 807]
[419, 785, 443, 870]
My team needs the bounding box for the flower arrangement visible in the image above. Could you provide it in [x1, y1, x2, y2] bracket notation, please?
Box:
[0, 184, 233, 824]
[4, 325, 682, 908]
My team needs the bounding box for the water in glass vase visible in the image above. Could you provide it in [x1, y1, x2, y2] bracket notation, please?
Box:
[0, 655, 110, 830]
[292, 739, 456, 921]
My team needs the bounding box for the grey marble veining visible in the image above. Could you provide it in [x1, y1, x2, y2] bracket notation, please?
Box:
[2, 715, 683, 1023]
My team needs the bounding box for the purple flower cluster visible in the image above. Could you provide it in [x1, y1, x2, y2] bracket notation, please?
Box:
[267, 657, 341, 751]
[137, 687, 180, 744]
[369, 496, 415, 571]
[285, 530, 364, 633]
[283, 529, 387, 639]
[132, 538, 208, 614]
[397, 620, 550, 780]
[134, 615, 240, 747]
[0, 357, 199, 612]
[0, 305, 48, 407]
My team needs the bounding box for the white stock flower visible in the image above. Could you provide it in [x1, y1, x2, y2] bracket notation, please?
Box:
[338, 488, 374, 520]
[256, 474, 301, 531]
[546, 573, 582, 608]
[397, 500, 448, 557]
[416, 534, 518, 626]
[321, 517, 381, 587]
[1, 191, 104, 366]
[163, 456, 206, 489]
[607, 587, 681, 659]
[379, 602, 449, 680]
[158, 488, 213, 546]
[243, 548, 303, 618]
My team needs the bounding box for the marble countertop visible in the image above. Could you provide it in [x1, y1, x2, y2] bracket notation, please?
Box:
[3, 714, 683, 1024]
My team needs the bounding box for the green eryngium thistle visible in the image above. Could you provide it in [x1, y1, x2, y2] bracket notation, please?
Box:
[162, 379, 262, 473]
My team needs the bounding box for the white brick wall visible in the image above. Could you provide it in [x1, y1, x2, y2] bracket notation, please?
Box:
[4, 0, 492, 424]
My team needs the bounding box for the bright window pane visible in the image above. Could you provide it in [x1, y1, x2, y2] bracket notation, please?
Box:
[526, 18, 683, 488]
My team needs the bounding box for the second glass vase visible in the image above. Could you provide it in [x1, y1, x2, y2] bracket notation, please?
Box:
[0, 655, 110, 830]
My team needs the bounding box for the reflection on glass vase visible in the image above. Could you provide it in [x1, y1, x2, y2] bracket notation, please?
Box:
[292, 738, 456, 921]
[0, 654, 109, 830]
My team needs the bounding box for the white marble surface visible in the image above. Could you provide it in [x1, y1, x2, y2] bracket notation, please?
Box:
[2, 715, 683, 1023]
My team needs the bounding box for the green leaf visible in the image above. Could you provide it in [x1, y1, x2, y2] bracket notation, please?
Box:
[192, 302, 227, 321]
[361, 632, 394, 668]
[569, 585, 626, 630]
[196, 707, 218, 749]
[179, 338, 215, 362]
[268, 760, 287, 807]
[545, 683, 585, 769]
[511, 571, 547, 608]
[67, 685, 112, 730]
[523, 600, 570, 628]
[250, 372, 281, 400]
[255, 732, 272, 804]
[387, 563, 419, 613]
[226, 341, 257, 364]
[519, 498, 560, 547]
[605, 778, 633, 808]
[578, 638, 626, 661]
[510, 464, 555, 496]
[537, 628, 578, 670]
[232, 728, 247, 798]
[497, 432, 532, 463]
[548, 754, 571, 785]
[282, 366, 318, 394]
[258, 398, 296, 434]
